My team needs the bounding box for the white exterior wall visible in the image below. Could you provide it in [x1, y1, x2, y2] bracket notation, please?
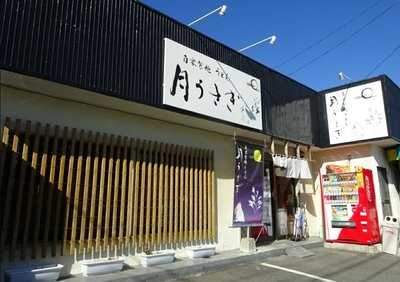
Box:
[0, 83, 241, 254]
[3, 72, 397, 251]
[313, 144, 400, 236]
[295, 179, 323, 238]
[371, 145, 400, 218]
[1, 71, 331, 262]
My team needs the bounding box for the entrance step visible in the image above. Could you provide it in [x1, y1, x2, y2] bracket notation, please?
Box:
[324, 242, 382, 254]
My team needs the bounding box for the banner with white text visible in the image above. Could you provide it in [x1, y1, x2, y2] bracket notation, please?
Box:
[233, 140, 264, 227]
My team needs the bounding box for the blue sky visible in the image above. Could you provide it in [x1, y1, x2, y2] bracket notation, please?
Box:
[140, 0, 399, 91]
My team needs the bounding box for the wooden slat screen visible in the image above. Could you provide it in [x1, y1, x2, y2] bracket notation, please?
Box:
[0, 118, 216, 261]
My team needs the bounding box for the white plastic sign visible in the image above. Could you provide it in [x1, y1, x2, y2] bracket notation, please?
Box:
[325, 80, 388, 144]
[163, 38, 263, 130]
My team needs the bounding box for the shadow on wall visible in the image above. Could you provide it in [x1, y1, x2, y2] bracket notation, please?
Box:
[299, 193, 317, 218]
[0, 118, 218, 269]
[317, 146, 371, 164]
[0, 134, 75, 276]
[389, 162, 400, 193]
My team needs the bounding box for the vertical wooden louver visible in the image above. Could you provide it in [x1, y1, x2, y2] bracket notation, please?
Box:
[0, 118, 216, 261]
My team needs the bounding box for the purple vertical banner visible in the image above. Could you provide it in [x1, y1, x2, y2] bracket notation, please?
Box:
[232, 140, 264, 227]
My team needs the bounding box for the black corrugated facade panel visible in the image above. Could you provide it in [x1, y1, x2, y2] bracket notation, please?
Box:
[1, 0, 163, 105]
[382, 76, 400, 142]
[1, 0, 317, 144]
[266, 70, 319, 144]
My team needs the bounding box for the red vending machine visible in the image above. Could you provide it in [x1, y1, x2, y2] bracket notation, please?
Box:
[321, 169, 380, 244]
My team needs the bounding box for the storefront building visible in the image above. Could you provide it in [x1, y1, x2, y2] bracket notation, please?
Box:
[313, 76, 400, 243]
[0, 0, 399, 278]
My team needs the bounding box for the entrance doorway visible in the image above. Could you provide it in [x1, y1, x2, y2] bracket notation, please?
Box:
[251, 166, 299, 242]
[274, 176, 297, 238]
[377, 167, 392, 217]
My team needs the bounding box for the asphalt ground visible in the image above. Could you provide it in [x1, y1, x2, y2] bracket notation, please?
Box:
[177, 247, 400, 282]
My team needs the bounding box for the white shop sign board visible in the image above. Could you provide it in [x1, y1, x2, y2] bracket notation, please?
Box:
[163, 38, 263, 130]
[325, 80, 388, 145]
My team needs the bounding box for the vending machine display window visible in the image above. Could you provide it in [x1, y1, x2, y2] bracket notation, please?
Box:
[321, 169, 380, 245]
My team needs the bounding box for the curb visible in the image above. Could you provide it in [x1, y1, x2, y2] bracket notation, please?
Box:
[78, 240, 323, 282]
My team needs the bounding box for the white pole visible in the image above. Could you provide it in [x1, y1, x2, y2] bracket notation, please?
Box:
[188, 6, 225, 26]
[239, 36, 277, 52]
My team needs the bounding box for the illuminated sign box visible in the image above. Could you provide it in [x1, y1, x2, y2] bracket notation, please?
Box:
[163, 38, 263, 130]
[325, 80, 388, 145]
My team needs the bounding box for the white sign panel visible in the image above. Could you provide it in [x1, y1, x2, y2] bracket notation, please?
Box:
[325, 80, 388, 144]
[163, 38, 263, 130]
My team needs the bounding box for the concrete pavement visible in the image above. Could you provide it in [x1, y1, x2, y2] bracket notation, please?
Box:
[178, 247, 400, 282]
[63, 238, 322, 281]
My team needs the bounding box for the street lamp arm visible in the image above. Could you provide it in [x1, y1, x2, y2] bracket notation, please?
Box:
[338, 72, 353, 81]
[238, 35, 277, 52]
[188, 5, 227, 26]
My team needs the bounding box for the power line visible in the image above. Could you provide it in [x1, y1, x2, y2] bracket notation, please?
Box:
[366, 43, 400, 77]
[275, 0, 383, 69]
[288, 2, 399, 76]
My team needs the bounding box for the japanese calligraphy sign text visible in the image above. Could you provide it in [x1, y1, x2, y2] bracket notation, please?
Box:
[163, 38, 263, 130]
[233, 140, 264, 226]
[325, 80, 388, 144]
